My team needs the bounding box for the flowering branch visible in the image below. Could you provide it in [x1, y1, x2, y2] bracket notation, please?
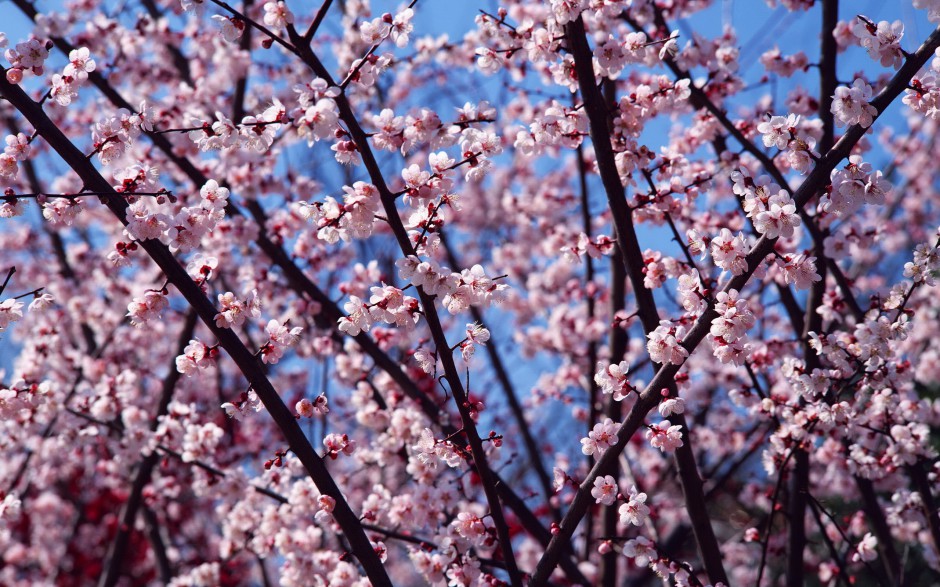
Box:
[531, 19, 940, 585]
[559, 15, 729, 587]
[439, 233, 558, 515]
[0, 74, 393, 587]
[99, 310, 198, 587]
[280, 30, 532, 587]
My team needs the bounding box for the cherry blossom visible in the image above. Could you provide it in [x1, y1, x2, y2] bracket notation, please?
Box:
[853, 17, 904, 69]
[176, 339, 217, 376]
[757, 114, 800, 149]
[594, 360, 632, 400]
[295, 394, 329, 418]
[63, 47, 95, 80]
[262, 0, 293, 28]
[260, 319, 302, 364]
[591, 474, 618, 505]
[647, 320, 689, 366]
[323, 432, 356, 458]
[619, 485, 650, 527]
[831, 78, 878, 128]
[753, 191, 801, 239]
[581, 417, 620, 456]
[623, 536, 657, 567]
[646, 422, 684, 453]
[126, 289, 168, 327]
[710, 228, 749, 275]
[852, 533, 879, 563]
[0, 2, 939, 585]
[0, 298, 24, 330]
[214, 290, 261, 328]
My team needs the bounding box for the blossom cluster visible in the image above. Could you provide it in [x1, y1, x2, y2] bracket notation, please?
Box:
[4, 1, 940, 585]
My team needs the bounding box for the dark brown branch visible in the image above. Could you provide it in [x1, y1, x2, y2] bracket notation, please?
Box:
[232, 0, 254, 123]
[303, 0, 334, 43]
[907, 462, 940, 571]
[576, 138, 603, 562]
[142, 505, 174, 584]
[0, 267, 14, 297]
[785, 448, 810, 587]
[807, 495, 852, 587]
[785, 4, 840, 582]
[600, 248, 627, 587]
[565, 17, 659, 337]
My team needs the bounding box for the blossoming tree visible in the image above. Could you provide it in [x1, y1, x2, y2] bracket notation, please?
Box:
[1, 0, 940, 585]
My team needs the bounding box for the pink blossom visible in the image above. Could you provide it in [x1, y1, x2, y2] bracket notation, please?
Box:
[260, 319, 302, 364]
[591, 475, 618, 505]
[452, 511, 488, 545]
[622, 536, 657, 566]
[754, 192, 801, 239]
[710, 228, 749, 275]
[646, 421, 684, 453]
[647, 321, 689, 366]
[831, 78, 878, 128]
[619, 486, 650, 526]
[127, 290, 168, 327]
[323, 432, 356, 458]
[63, 47, 95, 81]
[176, 339, 216, 376]
[852, 17, 904, 68]
[0, 298, 24, 330]
[581, 418, 620, 456]
[852, 533, 879, 562]
[262, 1, 293, 28]
[756, 114, 799, 149]
[594, 360, 632, 401]
[778, 254, 821, 290]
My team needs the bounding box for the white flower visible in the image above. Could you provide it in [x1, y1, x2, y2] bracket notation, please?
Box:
[852, 17, 904, 69]
[646, 421, 684, 452]
[63, 47, 96, 81]
[581, 418, 620, 456]
[852, 533, 878, 562]
[594, 361, 632, 401]
[754, 192, 801, 239]
[647, 321, 689, 366]
[262, 0, 294, 28]
[618, 486, 650, 526]
[778, 254, 821, 290]
[211, 15, 244, 43]
[591, 475, 618, 505]
[756, 114, 798, 150]
[27, 292, 55, 311]
[710, 228, 748, 275]
[831, 79, 878, 128]
[0, 298, 24, 329]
